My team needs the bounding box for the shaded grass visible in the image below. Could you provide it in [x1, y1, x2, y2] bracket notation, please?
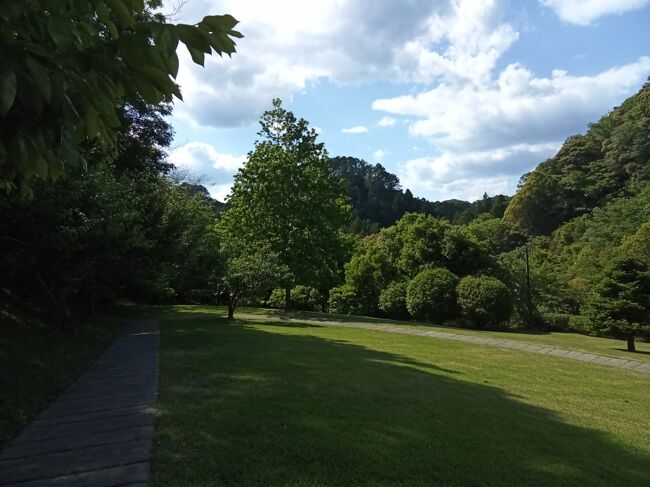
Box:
[225, 306, 650, 363]
[152, 306, 650, 486]
[0, 309, 142, 446]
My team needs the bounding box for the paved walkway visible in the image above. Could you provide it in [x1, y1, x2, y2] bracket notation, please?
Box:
[0, 321, 159, 487]
[255, 313, 650, 376]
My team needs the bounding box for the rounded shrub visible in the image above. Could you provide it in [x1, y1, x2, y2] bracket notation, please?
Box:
[406, 268, 459, 322]
[328, 284, 357, 314]
[378, 281, 409, 319]
[456, 275, 513, 328]
[267, 285, 320, 310]
[267, 288, 285, 309]
[291, 285, 319, 311]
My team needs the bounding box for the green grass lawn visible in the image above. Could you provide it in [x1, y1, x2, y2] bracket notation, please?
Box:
[152, 306, 650, 486]
[0, 312, 131, 446]
[235, 307, 650, 363]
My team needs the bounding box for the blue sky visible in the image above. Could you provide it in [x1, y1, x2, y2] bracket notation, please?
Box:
[165, 0, 650, 202]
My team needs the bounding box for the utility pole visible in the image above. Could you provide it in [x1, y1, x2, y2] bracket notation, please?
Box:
[524, 241, 533, 327]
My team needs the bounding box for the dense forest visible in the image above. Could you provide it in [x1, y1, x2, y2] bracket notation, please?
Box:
[0, 0, 648, 353]
[331, 156, 510, 234]
[275, 81, 650, 351]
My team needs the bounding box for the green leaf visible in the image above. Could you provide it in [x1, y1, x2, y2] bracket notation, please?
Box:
[106, 20, 119, 39]
[201, 14, 240, 32]
[107, 0, 135, 27]
[166, 52, 179, 79]
[119, 34, 147, 67]
[176, 24, 211, 53]
[25, 56, 51, 102]
[132, 73, 163, 104]
[0, 69, 17, 115]
[186, 45, 205, 66]
[35, 155, 48, 179]
[84, 105, 100, 139]
[47, 20, 73, 50]
[96, 3, 112, 23]
[136, 66, 175, 95]
[130, 0, 145, 11]
[170, 82, 182, 101]
[154, 25, 179, 56]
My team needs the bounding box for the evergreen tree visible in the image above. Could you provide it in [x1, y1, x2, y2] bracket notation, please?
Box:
[591, 257, 650, 352]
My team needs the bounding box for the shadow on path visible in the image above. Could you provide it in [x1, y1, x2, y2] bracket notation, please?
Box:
[0, 321, 159, 487]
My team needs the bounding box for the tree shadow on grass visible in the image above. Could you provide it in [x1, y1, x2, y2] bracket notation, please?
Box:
[275, 309, 555, 336]
[614, 348, 650, 356]
[153, 313, 650, 487]
[254, 320, 323, 329]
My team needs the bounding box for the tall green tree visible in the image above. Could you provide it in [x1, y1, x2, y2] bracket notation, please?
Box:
[219, 99, 350, 307]
[589, 257, 650, 352]
[0, 0, 241, 193]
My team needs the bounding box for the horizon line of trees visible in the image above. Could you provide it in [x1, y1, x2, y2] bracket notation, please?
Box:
[1, 3, 648, 353]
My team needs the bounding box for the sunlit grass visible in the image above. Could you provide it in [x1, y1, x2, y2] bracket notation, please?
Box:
[177, 305, 650, 363]
[152, 306, 650, 486]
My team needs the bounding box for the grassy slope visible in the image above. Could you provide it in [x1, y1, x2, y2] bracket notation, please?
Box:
[152, 306, 650, 487]
[236, 307, 650, 363]
[0, 313, 130, 446]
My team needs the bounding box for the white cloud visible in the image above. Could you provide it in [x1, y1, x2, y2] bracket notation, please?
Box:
[168, 142, 246, 200]
[374, 56, 650, 200]
[373, 149, 388, 161]
[169, 0, 518, 127]
[540, 0, 650, 25]
[374, 58, 650, 152]
[377, 116, 397, 127]
[398, 143, 560, 201]
[207, 183, 233, 203]
[168, 142, 246, 173]
[166, 0, 650, 201]
[342, 126, 369, 134]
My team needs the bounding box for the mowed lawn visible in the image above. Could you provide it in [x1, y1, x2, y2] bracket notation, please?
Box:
[236, 308, 650, 363]
[152, 307, 650, 486]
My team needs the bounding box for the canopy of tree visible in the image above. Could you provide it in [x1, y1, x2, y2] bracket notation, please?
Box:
[218, 99, 351, 313]
[323, 81, 650, 352]
[0, 0, 242, 194]
[504, 79, 650, 236]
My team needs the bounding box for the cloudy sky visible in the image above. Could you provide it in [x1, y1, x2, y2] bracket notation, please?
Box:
[165, 0, 650, 203]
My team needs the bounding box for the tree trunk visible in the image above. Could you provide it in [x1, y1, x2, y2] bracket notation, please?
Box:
[36, 273, 71, 328]
[227, 301, 235, 319]
[285, 286, 291, 310]
[627, 334, 636, 352]
[86, 265, 95, 318]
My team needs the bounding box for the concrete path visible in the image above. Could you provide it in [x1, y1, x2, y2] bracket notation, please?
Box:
[252, 313, 650, 376]
[0, 321, 159, 487]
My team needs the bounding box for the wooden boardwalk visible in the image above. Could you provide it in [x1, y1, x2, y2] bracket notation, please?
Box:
[0, 321, 159, 487]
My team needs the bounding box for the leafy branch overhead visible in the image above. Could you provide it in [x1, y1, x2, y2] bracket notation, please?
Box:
[0, 0, 242, 194]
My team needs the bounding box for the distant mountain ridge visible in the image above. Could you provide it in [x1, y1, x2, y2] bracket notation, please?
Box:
[330, 156, 510, 234]
[504, 78, 650, 235]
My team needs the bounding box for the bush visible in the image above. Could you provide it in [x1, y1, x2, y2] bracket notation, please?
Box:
[406, 268, 459, 322]
[328, 284, 358, 314]
[267, 288, 285, 308]
[378, 281, 409, 319]
[291, 285, 319, 311]
[567, 314, 592, 334]
[537, 306, 571, 331]
[456, 275, 513, 328]
[267, 285, 320, 311]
